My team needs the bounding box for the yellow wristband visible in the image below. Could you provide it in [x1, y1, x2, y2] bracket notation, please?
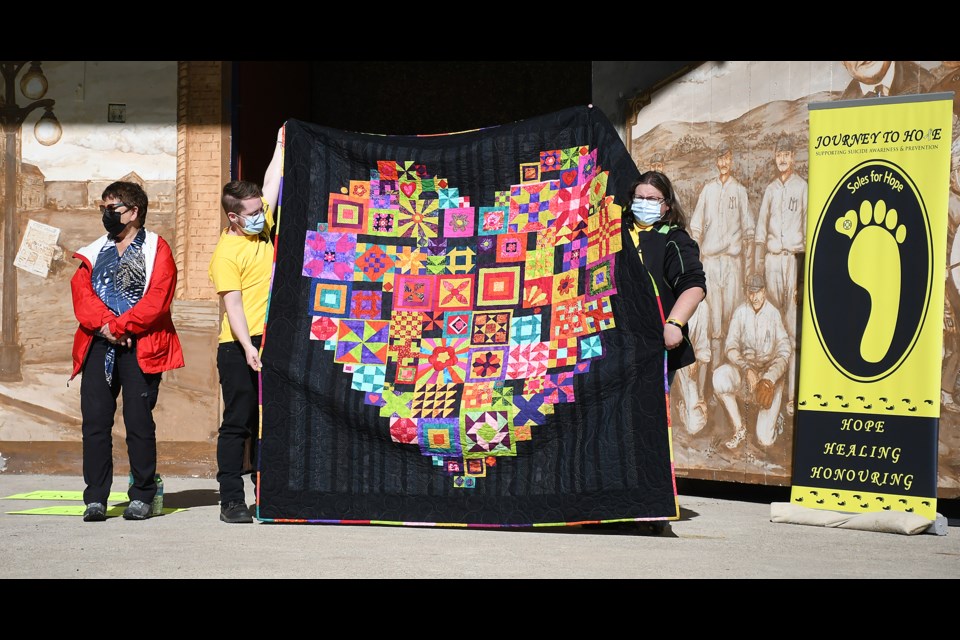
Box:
[665, 318, 684, 329]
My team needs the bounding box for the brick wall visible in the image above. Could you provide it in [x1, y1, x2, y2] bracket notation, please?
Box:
[176, 61, 229, 301]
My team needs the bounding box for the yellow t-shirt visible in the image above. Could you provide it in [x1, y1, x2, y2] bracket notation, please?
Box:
[208, 199, 275, 343]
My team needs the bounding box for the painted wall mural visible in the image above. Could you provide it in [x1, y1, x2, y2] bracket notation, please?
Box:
[0, 61, 181, 460]
[627, 61, 960, 495]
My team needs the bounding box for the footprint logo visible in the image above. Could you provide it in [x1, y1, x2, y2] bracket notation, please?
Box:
[808, 160, 931, 381]
[835, 199, 906, 363]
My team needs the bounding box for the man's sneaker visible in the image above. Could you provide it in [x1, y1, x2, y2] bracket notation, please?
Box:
[83, 503, 107, 522]
[220, 500, 253, 524]
[122, 499, 152, 520]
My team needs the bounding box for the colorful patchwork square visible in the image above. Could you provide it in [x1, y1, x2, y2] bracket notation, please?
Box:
[310, 279, 352, 317]
[560, 146, 585, 170]
[377, 160, 398, 181]
[391, 245, 426, 274]
[587, 198, 622, 263]
[398, 181, 421, 200]
[548, 336, 579, 368]
[478, 206, 508, 235]
[515, 425, 532, 441]
[396, 199, 439, 242]
[495, 233, 527, 263]
[378, 179, 398, 196]
[414, 337, 470, 386]
[355, 244, 394, 282]
[491, 383, 514, 409]
[588, 171, 609, 207]
[494, 190, 510, 208]
[539, 149, 561, 173]
[462, 410, 514, 457]
[389, 310, 423, 345]
[418, 417, 461, 457]
[309, 316, 338, 342]
[421, 310, 444, 332]
[443, 207, 475, 237]
[445, 246, 475, 275]
[411, 383, 459, 418]
[436, 274, 475, 311]
[463, 382, 494, 409]
[378, 386, 413, 419]
[509, 314, 542, 345]
[536, 227, 557, 250]
[327, 194, 367, 233]
[370, 193, 396, 209]
[579, 334, 603, 360]
[466, 345, 509, 383]
[578, 148, 598, 184]
[522, 276, 552, 309]
[506, 342, 548, 379]
[335, 319, 390, 365]
[438, 187, 460, 209]
[425, 254, 446, 276]
[477, 266, 520, 307]
[562, 236, 588, 271]
[558, 166, 579, 190]
[445, 459, 463, 474]
[552, 269, 580, 303]
[394, 274, 436, 312]
[476, 236, 496, 265]
[519, 162, 539, 183]
[303, 230, 356, 281]
[464, 457, 486, 477]
[552, 298, 588, 339]
[584, 297, 615, 331]
[426, 238, 447, 257]
[524, 248, 554, 280]
[349, 289, 382, 319]
[395, 364, 418, 385]
[390, 416, 418, 444]
[544, 372, 575, 404]
[514, 393, 548, 427]
[368, 209, 397, 236]
[443, 311, 472, 339]
[471, 311, 511, 345]
[351, 364, 386, 393]
[585, 256, 616, 300]
[523, 376, 545, 395]
[349, 180, 370, 199]
[397, 161, 417, 181]
[452, 476, 476, 489]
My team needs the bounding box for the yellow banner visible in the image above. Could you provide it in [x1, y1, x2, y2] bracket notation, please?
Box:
[793, 93, 953, 520]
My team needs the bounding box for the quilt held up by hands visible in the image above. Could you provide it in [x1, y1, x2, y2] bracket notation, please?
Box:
[258, 106, 677, 526]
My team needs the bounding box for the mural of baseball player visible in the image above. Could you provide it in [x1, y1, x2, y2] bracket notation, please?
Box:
[690, 142, 755, 369]
[673, 298, 711, 435]
[754, 134, 806, 416]
[713, 273, 790, 449]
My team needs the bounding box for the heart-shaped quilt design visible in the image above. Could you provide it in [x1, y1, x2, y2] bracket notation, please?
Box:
[302, 146, 623, 487]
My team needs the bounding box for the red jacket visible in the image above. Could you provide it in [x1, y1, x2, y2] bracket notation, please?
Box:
[70, 230, 185, 380]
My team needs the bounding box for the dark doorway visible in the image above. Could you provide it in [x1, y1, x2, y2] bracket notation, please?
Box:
[234, 61, 592, 182]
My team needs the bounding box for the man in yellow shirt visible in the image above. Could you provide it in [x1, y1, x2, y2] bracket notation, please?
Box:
[208, 129, 283, 523]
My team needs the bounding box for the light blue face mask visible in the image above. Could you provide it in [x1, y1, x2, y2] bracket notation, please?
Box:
[240, 211, 266, 236]
[631, 198, 663, 225]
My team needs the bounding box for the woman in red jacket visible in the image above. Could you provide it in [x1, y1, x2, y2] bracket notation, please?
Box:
[70, 181, 184, 522]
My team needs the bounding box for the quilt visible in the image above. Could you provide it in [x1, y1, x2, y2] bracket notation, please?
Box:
[257, 105, 677, 526]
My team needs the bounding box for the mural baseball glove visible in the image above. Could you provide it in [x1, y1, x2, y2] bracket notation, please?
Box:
[755, 378, 776, 410]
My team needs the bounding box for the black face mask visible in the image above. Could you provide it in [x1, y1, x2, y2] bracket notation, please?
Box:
[101, 207, 129, 237]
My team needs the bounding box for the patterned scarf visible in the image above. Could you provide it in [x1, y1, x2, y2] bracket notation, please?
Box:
[91, 229, 147, 384]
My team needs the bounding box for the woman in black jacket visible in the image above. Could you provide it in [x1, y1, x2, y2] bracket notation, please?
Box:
[624, 171, 707, 387]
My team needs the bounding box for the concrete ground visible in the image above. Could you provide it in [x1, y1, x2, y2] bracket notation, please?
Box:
[0, 474, 957, 579]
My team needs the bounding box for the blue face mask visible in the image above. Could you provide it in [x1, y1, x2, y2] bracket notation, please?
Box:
[239, 211, 266, 236]
[631, 198, 663, 226]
